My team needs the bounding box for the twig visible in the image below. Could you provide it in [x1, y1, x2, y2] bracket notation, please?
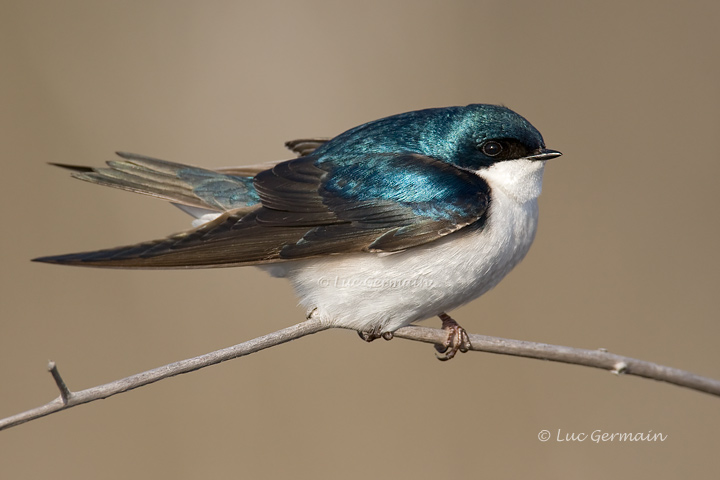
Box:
[0, 318, 330, 431]
[391, 326, 720, 396]
[47, 361, 72, 404]
[2, 321, 718, 432]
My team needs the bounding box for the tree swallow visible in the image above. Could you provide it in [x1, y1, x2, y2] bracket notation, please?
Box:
[34, 104, 561, 360]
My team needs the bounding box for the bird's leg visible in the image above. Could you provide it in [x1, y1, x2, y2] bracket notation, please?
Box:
[435, 312, 471, 361]
[358, 326, 394, 342]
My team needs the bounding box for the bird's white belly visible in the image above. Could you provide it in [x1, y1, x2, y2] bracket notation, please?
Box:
[260, 187, 540, 333]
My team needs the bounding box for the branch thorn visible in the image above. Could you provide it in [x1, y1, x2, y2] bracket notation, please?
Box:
[47, 361, 72, 404]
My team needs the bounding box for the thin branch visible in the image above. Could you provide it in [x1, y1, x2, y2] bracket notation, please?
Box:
[391, 326, 720, 396]
[2, 321, 718, 432]
[0, 318, 330, 431]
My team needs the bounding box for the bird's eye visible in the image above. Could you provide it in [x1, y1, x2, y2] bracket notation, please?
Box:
[481, 141, 503, 157]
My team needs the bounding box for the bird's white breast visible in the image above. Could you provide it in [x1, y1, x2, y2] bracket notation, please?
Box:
[261, 159, 546, 333]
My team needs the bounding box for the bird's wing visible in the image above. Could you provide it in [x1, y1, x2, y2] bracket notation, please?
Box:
[34, 154, 490, 268]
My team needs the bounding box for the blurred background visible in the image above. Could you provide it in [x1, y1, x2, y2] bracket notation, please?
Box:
[2, 1, 718, 478]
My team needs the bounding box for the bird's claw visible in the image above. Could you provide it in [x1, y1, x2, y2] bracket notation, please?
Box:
[435, 313, 471, 361]
[358, 327, 394, 342]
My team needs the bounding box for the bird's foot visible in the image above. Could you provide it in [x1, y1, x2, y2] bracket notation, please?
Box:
[435, 313, 471, 361]
[358, 326, 394, 342]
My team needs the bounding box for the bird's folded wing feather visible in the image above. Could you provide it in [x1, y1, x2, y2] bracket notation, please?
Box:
[34, 153, 490, 268]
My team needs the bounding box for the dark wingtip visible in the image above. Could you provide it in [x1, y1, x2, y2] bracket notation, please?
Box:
[32, 247, 120, 265]
[32, 256, 62, 265]
[32, 254, 82, 265]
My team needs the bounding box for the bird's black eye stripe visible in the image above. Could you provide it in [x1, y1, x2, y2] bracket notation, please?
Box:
[476, 139, 534, 161]
[481, 140, 503, 157]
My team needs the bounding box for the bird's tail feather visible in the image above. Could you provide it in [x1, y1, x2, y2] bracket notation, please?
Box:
[52, 152, 261, 212]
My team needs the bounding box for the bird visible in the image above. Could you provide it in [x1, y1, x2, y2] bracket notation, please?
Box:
[33, 104, 561, 360]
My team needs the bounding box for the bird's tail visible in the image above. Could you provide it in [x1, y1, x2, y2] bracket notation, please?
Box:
[51, 152, 263, 214]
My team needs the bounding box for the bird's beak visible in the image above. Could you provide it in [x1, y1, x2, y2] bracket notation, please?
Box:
[526, 148, 562, 161]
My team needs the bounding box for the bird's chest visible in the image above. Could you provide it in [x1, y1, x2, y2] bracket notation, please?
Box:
[416, 189, 540, 302]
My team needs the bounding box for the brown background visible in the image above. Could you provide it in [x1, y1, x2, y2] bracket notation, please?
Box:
[2, 1, 719, 478]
